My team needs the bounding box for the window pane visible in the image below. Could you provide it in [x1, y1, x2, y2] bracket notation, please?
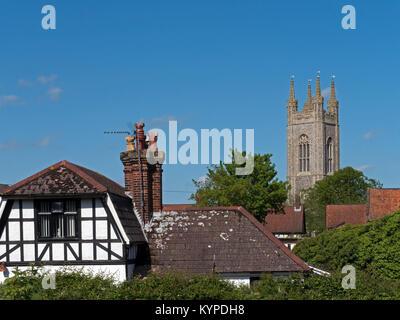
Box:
[52, 201, 63, 213]
[66, 215, 76, 237]
[40, 215, 51, 237]
[40, 201, 51, 213]
[54, 214, 64, 238]
[65, 200, 77, 213]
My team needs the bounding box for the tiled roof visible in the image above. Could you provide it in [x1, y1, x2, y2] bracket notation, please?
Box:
[264, 206, 305, 234]
[146, 206, 310, 274]
[0, 184, 9, 192]
[368, 189, 400, 221]
[326, 204, 367, 229]
[1, 160, 126, 197]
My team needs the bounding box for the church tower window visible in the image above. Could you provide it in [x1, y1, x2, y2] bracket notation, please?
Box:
[326, 138, 333, 173]
[299, 135, 310, 172]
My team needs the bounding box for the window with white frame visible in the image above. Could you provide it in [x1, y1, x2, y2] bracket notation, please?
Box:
[37, 200, 79, 239]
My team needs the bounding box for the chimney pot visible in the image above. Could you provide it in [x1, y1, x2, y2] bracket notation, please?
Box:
[134, 122, 146, 150]
[125, 136, 135, 152]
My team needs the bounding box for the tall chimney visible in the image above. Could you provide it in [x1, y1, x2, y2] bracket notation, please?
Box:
[120, 123, 164, 224]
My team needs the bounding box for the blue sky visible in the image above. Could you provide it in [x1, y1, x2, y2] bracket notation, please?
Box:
[0, 1, 399, 203]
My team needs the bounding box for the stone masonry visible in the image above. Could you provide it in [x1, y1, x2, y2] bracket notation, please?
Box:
[286, 74, 340, 204]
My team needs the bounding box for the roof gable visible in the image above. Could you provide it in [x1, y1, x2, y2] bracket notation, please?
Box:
[146, 206, 309, 274]
[1, 160, 126, 197]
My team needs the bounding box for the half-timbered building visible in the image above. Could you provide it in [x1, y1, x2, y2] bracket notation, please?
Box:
[0, 160, 146, 282]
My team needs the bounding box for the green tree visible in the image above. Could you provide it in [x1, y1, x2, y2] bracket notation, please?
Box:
[190, 151, 288, 222]
[303, 166, 382, 233]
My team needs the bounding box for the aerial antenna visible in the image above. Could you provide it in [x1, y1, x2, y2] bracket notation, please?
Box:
[104, 131, 131, 135]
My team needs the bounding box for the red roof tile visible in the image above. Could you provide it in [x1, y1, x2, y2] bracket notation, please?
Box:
[264, 206, 305, 234]
[326, 204, 367, 229]
[368, 189, 400, 221]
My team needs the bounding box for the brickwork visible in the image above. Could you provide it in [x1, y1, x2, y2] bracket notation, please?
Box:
[120, 123, 163, 224]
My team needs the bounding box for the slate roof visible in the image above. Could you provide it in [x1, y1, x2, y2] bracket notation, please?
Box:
[368, 189, 400, 221]
[264, 206, 305, 234]
[1, 160, 126, 197]
[326, 204, 367, 229]
[145, 206, 310, 274]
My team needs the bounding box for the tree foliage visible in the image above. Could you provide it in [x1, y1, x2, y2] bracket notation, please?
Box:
[293, 210, 400, 280]
[190, 152, 288, 222]
[303, 166, 382, 233]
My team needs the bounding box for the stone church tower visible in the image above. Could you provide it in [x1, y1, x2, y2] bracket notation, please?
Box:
[286, 73, 340, 204]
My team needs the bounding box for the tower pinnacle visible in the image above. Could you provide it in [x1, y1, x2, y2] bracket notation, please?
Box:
[315, 71, 321, 97]
[312, 71, 324, 105]
[303, 79, 313, 113]
[327, 74, 339, 115]
[287, 75, 298, 114]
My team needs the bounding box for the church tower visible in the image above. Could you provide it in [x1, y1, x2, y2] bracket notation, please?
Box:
[286, 73, 340, 204]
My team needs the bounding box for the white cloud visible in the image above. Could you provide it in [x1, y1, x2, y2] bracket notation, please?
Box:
[0, 95, 24, 107]
[356, 165, 374, 172]
[321, 87, 330, 99]
[363, 130, 381, 141]
[48, 87, 62, 100]
[0, 138, 19, 150]
[37, 74, 58, 84]
[18, 79, 33, 87]
[38, 136, 52, 147]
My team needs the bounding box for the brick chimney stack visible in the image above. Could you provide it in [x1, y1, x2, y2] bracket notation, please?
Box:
[120, 123, 164, 224]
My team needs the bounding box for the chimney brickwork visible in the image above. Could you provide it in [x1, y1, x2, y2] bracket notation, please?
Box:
[120, 123, 163, 224]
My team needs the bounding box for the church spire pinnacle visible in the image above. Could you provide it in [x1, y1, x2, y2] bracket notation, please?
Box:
[303, 79, 313, 113]
[287, 74, 298, 114]
[289, 74, 295, 100]
[307, 79, 312, 104]
[315, 70, 321, 97]
[329, 75, 336, 101]
[327, 74, 338, 116]
[312, 70, 324, 105]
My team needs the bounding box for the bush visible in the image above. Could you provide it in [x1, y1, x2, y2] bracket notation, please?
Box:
[1, 266, 400, 300]
[293, 210, 400, 280]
